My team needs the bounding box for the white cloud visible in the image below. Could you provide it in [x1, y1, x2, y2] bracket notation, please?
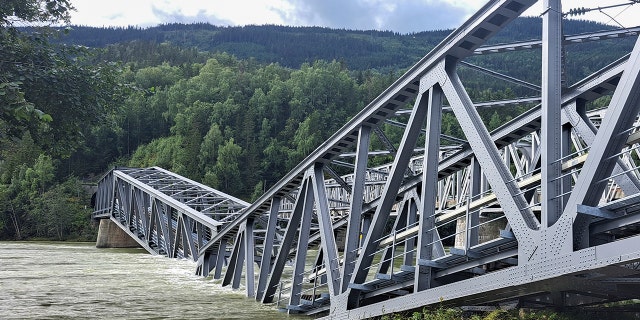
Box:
[68, 0, 640, 31]
[70, 0, 159, 27]
[69, 0, 289, 27]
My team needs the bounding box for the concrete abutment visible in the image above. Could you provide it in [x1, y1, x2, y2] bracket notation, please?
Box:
[96, 219, 141, 248]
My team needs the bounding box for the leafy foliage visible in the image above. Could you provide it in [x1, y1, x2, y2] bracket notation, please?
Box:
[378, 307, 580, 320]
[0, 0, 121, 240]
[0, 0, 73, 27]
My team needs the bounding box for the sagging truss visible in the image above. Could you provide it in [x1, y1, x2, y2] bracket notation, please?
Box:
[92, 167, 249, 260]
[93, 0, 640, 318]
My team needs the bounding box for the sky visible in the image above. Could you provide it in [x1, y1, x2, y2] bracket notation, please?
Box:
[68, 0, 640, 34]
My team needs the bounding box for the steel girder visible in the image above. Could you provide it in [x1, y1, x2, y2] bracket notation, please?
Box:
[92, 167, 249, 261]
[92, 0, 640, 318]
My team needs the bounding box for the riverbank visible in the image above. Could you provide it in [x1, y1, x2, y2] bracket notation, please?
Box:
[377, 304, 640, 320]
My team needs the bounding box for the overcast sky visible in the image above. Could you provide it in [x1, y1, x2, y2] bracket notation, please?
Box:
[68, 0, 640, 34]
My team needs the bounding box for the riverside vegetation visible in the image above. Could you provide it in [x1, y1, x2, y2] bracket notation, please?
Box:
[378, 305, 640, 320]
[380, 308, 571, 320]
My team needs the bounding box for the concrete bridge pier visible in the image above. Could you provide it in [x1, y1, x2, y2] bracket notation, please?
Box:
[454, 214, 507, 248]
[96, 219, 141, 248]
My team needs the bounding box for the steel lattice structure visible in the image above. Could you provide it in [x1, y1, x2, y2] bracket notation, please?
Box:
[92, 167, 249, 259]
[93, 0, 640, 318]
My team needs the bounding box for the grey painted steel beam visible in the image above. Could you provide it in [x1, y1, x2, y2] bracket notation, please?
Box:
[222, 230, 243, 287]
[541, 0, 563, 228]
[433, 54, 628, 188]
[256, 198, 280, 301]
[289, 177, 314, 311]
[347, 82, 432, 307]
[562, 101, 640, 196]
[416, 81, 444, 292]
[473, 26, 640, 55]
[214, 241, 227, 280]
[232, 233, 246, 290]
[564, 35, 640, 247]
[311, 164, 342, 298]
[459, 61, 541, 92]
[338, 234, 640, 319]
[262, 180, 309, 303]
[404, 197, 418, 266]
[341, 126, 371, 293]
[442, 60, 538, 253]
[245, 217, 255, 297]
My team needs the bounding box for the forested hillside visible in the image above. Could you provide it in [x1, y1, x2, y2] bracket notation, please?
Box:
[1, 13, 635, 240]
[56, 17, 620, 72]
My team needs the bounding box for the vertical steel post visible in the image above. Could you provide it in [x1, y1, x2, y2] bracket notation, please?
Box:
[341, 125, 371, 293]
[232, 234, 246, 289]
[541, 0, 563, 228]
[262, 181, 309, 303]
[164, 204, 174, 257]
[348, 83, 431, 308]
[403, 198, 417, 266]
[244, 217, 255, 297]
[222, 230, 243, 287]
[311, 163, 342, 297]
[214, 240, 227, 279]
[561, 123, 572, 210]
[289, 175, 314, 310]
[416, 84, 443, 292]
[256, 197, 281, 301]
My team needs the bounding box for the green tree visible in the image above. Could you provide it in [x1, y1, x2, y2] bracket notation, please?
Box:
[128, 136, 186, 173]
[0, 0, 73, 26]
[0, 132, 41, 183]
[488, 111, 502, 131]
[23, 154, 55, 196]
[0, 153, 54, 239]
[1, 0, 125, 157]
[134, 63, 182, 89]
[291, 110, 323, 165]
[199, 123, 224, 174]
[208, 138, 243, 195]
[32, 177, 95, 240]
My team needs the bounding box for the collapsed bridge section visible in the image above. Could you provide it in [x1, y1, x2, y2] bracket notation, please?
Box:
[92, 167, 249, 260]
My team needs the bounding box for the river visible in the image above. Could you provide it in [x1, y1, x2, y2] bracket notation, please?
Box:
[0, 241, 307, 320]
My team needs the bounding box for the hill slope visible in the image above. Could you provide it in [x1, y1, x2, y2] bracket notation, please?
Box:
[56, 17, 627, 72]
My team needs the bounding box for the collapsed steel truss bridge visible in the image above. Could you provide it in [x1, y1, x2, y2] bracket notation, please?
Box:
[93, 0, 640, 318]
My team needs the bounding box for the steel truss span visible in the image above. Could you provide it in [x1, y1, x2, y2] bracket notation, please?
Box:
[93, 0, 640, 318]
[92, 167, 249, 260]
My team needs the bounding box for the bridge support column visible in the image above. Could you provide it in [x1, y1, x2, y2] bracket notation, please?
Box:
[96, 219, 141, 248]
[454, 214, 506, 248]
